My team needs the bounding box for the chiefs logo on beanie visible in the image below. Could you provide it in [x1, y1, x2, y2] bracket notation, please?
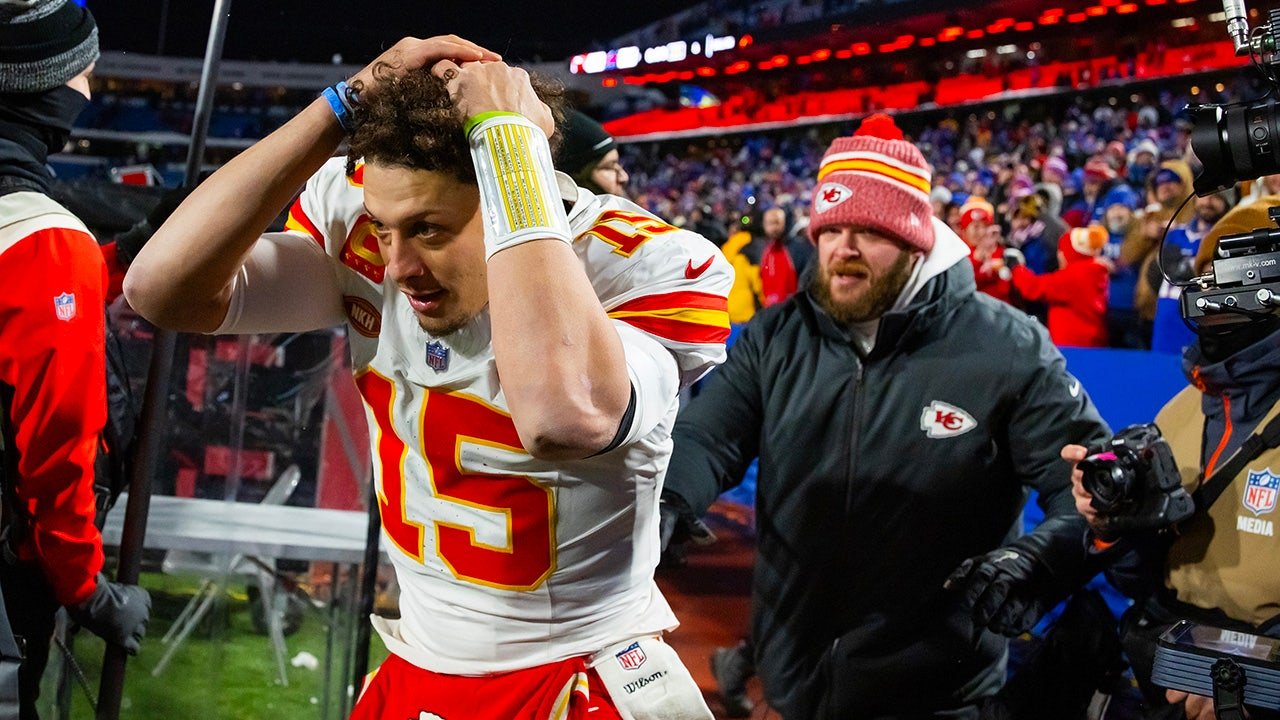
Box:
[808, 113, 936, 252]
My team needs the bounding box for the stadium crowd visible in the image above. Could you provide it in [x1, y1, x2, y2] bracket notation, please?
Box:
[621, 81, 1270, 352]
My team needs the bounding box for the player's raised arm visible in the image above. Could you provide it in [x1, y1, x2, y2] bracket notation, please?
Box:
[436, 60, 632, 460]
[124, 36, 499, 333]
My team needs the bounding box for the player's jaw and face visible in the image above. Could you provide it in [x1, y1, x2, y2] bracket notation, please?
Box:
[811, 224, 918, 324]
[363, 163, 488, 336]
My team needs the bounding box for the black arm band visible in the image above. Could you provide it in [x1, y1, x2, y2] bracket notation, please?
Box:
[594, 384, 638, 457]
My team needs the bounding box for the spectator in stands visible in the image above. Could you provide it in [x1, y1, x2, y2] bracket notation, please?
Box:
[960, 198, 1012, 303]
[1066, 197, 1280, 720]
[1009, 225, 1110, 348]
[0, 2, 150, 716]
[1151, 188, 1235, 354]
[758, 206, 811, 305]
[1243, 174, 1280, 206]
[1041, 154, 1070, 190]
[1129, 203, 1179, 342]
[557, 109, 629, 196]
[1126, 138, 1160, 188]
[1149, 161, 1196, 225]
[1063, 156, 1123, 228]
[930, 185, 952, 220]
[1007, 192, 1064, 276]
[1102, 190, 1147, 348]
[661, 113, 1109, 719]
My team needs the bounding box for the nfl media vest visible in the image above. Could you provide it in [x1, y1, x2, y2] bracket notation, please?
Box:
[1158, 387, 1280, 628]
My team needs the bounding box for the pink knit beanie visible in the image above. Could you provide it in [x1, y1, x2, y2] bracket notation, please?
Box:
[807, 114, 935, 252]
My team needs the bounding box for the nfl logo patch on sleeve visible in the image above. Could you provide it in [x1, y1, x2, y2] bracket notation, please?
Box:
[615, 641, 647, 671]
[54, 292, 77, 322]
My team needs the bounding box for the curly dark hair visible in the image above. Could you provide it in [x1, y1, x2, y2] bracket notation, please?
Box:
[346, 62, 566, 184]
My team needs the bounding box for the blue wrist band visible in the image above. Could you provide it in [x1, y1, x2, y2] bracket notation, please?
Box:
[322, 84, 353, 131]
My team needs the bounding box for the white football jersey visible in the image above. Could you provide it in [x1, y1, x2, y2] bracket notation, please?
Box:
[283, 157, 732, 674]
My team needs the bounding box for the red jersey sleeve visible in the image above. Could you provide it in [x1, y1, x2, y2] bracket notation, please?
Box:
[0, 226, 107, 606]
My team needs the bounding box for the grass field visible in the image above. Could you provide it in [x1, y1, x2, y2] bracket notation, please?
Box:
[38, 570, 387, 720]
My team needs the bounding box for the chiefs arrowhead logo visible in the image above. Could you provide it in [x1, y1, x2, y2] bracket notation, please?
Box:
[920, 401, 977, 439]
[815, 182, 852, 212]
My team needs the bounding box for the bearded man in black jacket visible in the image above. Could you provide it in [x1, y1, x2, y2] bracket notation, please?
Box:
[661, 114, 1111, 720]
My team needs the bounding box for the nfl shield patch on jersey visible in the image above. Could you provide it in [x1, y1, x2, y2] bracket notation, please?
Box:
[1244, 468, 1279, 516]
[425, 341, 450, 373]
[615, 642, 647, 671]
[54, 292, 77, 322]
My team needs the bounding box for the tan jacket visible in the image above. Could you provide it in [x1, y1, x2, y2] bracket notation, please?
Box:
[1158, 387, 1280, 627]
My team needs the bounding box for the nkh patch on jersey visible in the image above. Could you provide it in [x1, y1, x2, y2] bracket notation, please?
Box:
[1244, 468, 1280, 516]
[920, 401, 977, 439]
[54, 292, 76, 321]
[615, 642, 647, 671]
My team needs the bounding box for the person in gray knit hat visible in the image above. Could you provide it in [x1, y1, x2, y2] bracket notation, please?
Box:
[0, 2, 150, 717]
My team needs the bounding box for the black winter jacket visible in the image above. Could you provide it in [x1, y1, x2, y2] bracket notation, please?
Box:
[666, 258, 1110, 719]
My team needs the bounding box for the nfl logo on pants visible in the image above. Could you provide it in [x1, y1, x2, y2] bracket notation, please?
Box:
[615, 642, 647, 671]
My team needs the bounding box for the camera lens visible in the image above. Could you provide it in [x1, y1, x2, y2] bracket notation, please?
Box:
[1191, 100, 1280, 195]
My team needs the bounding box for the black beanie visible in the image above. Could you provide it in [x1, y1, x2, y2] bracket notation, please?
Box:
[556, 109, 616, 176]
[0, 0, 99, 93]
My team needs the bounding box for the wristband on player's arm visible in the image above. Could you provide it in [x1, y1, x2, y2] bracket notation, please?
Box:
[465, 111, 572, 260]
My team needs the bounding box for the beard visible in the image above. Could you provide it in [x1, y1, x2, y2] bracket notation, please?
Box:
[810, 250, 915, 325]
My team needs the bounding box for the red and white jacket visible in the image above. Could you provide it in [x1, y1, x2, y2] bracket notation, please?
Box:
[0, 191, 106, 606]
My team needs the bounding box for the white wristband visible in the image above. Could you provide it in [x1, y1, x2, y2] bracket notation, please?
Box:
[467, 113, 572, 260]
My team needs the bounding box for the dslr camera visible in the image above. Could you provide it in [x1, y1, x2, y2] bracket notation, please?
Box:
[1077, 424, 1195, 537]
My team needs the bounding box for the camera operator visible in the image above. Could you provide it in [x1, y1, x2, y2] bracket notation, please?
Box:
[1063, 199, 1280, 720]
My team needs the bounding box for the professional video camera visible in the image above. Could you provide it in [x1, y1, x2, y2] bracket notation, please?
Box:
[1077, 424, 1195, 537]
[1183, 2, 1280, 328]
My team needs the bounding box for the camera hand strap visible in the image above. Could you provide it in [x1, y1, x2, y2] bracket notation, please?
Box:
[1193, 410, 1280, 514]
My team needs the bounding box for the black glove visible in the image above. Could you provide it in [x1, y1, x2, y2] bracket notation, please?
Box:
[658, 492, 716, 568]
[114, 186, 192, 266]
[946, 514, 1093, 637]
[67, 574, 151, 655]
[945, 545, 1047, 637]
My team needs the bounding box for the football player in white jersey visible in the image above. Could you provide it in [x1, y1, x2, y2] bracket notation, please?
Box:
[124, 36, 729, 720]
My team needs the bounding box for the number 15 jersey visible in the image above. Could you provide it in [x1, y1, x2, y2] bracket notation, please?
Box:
[278, 158, 733, 675]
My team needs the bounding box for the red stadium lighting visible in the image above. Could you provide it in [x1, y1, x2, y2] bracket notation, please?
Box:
[1014, 21, 1035, 30]
[1116, 3, 1138, 11]
[1041, 7, 1065, 16]
[757, 61, 774, 70]
[1039, 15, 1061, 25]
[813, 48, 832, 61]
[1086, 6, 1108, 15]
[1067, 12, 1088, 21]
[939, 25, 965, 41]
[739, 35, 754, 47]
[852, 42, 872, 54]
[771, 54, 790, 66]
[919, 37, 937, 46]
[835, 48, 855, 57]
[966, 28, 986, 38]
[1145, 0, 1167, 4]
[695, 66, 716, 76]
[678, 71, 694, 79]
[622, 76, 645, 85]
[797, 56, 813, 64]
[602, 77, 618, 87]
[878, 42, 898, 52]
